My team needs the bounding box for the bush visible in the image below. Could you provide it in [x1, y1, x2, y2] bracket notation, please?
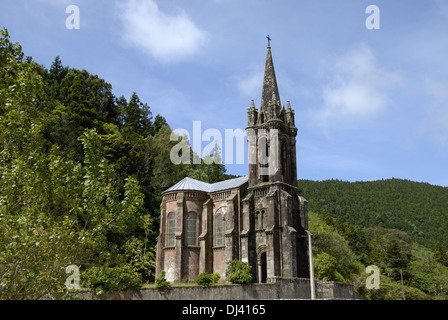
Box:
[225, 260, 253, 284]
[155, 271, 171, 289]
[211, 273, 221, 284]
[314, 252, 345, 281]
[195, 272, 220, 286]
[195, 272, 214, 286]
[82, 265, 142, 292]
[122, 236, 155, 282]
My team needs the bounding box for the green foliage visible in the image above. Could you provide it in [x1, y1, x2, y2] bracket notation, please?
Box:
[309, 212, 360, 281]
[433, 242, 448, 267]
[300, 178, 448, 249]
[155, 271, 171, 289]
[195, 272, 220, 286]
[81, 265, 142, 292]
[195, 272, 213, 287]
[225, 260, 253, 284]
[310, 209, 448, 299]
[0, 29, 230, 298]
[356, 274, 430, 300]
[407, 247, 448, 298]
[314, 252, 344, 282]
[212, 273, 221, 284]
[303, 178, 448, 299]
[122, 236, 155, 281]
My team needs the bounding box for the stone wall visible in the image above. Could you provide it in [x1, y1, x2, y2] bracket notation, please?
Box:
[77, 278, 358, 300]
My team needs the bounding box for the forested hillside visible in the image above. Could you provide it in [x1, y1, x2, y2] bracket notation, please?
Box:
[0, 28, 227, 299]
[301, 179, 448, 299]
[299, 178, 448, 248]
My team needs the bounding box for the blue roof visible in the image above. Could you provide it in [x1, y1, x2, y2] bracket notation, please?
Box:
[163, 176, 248, 194]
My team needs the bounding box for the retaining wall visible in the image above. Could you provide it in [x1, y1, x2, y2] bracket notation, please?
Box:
[78, 278, 358, 300]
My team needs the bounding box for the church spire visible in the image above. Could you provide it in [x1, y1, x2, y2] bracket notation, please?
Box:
[260, 40, 281, 114]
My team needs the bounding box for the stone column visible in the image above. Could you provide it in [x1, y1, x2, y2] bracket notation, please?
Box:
[199, 199, 212, 274]
[155, 201, 165, 279]
[174, 195, 184, 282]
[225, 194, 239, 263]
[265, 189, 280, 279]
[240, 193, 253, 264]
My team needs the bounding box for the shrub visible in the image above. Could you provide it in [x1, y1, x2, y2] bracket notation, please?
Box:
[82, 265, 142, 292]
[195, 272, 214, 286]
[155, 271, 171, 289]
[211, 273, 221, 284]
[195, 272, 221, 286]
[122, 236, 155, 282]
[314, 252, 339, 281]
[225, 259, 253, 284]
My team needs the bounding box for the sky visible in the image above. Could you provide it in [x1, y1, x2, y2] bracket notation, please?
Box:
[1, 0, 448, 187]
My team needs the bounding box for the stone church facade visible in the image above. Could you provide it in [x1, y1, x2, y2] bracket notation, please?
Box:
[155, 43, 310, 283]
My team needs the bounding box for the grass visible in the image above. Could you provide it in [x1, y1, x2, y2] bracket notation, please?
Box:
[141, 282, 241, 288]
[142, 282, 200, 288]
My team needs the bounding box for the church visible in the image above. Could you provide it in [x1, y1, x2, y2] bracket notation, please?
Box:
[155, 41, 310, 283]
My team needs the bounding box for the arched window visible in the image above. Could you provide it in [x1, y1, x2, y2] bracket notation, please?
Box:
[259, 134, 269, 182]
[167, 212, 176, 247]
[215, 213, 223, 246]
[186, 212, 198, 246]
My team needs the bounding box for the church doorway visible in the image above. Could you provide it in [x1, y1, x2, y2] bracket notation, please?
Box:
[258, 251, 267, 283]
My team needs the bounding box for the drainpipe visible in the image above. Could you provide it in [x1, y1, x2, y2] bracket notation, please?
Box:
[306, 230, 316, 300]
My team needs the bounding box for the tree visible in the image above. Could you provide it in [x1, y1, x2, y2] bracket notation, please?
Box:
[314, 252, 344, 282]
[120, 92, 152, 137]
[434, 242, 448, 267]
[0, 30, 147, 298]
[48, 57, 68, 81]
[201, 142, 226, 183]
[408, 247, 448, 298]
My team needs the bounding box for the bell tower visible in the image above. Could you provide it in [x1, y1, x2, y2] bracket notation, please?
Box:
[246, 43, 298, 188]
[242, 39, 309, 283]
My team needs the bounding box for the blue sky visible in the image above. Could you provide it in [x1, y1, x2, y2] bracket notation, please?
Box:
[2, 0, 448, 186]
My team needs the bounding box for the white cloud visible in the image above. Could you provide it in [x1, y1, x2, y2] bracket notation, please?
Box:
[314, 43, 401, 130]
[116, 0, 209, 64]
[234, 65, 264, 98]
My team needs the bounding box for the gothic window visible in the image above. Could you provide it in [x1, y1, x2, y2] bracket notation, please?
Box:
[215, 213, 223, 246]
[259, 135, 269, 182]
[215, 209, 227, 247]
[167, 212, 176, 247]
[185, 212, 197, 246]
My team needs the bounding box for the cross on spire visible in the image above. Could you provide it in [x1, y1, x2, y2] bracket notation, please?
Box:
[266, 35, 271, 46]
